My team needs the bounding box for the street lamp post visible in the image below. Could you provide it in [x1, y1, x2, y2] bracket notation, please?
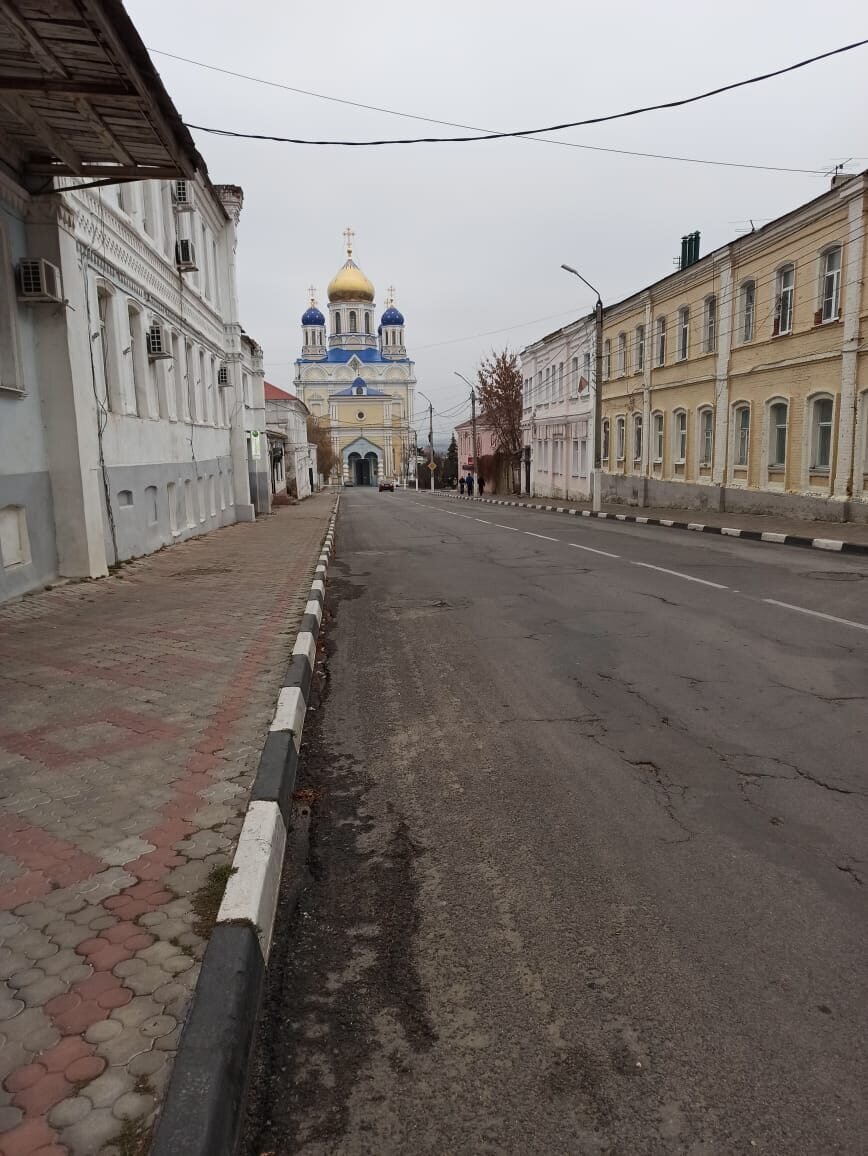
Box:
[417, 390, 435, 492]
[453, 372, 479, 498]
[561, 264, 603, 512]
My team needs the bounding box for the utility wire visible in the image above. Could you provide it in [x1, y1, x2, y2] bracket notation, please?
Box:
[181, 39, 868, 148]
[151, 45, 834, 173]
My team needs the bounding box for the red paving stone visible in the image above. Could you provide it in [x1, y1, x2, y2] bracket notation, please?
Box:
[0, 495, 335, 1153]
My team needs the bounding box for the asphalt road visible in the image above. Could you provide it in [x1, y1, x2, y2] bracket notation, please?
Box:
[243, 488, 867, 1156]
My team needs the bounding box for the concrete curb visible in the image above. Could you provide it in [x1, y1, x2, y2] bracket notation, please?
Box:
[427, 491, 868, 556]
[150, 497, 339, 1156]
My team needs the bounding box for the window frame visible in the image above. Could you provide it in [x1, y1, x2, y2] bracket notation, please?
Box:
[632, 413, 642, 465]
[810, 394, 835, 471]
[740, 279, 756, 343]
[775, 264, 795, 335]
[617, 332, 627, 376]
[673, 408, 687, 464]
[602, 339, 611, 380]
[704, 295, 716, 353]
[819, 246, 842, 323]
[768, 399, 788, 469]
[677, 307, 689, 361]
[652, 411, 664, 464]
[635, 324, 645, 372]
[733, 403, 751, 467]
[615, 415, 626, 462]
[655, 317, 666, 366]
[697, 406, 714, 467]
[601, 418, 610, 463]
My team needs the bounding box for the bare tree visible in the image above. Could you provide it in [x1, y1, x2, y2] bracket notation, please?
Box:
[306, 416, 338, 481]
[476, 349, 523, 457]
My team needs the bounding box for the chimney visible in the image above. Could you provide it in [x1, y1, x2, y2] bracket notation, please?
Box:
[688, 231, 700, 266]
[680, 236, 689, 270]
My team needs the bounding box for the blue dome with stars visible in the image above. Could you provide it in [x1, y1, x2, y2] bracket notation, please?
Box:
[301, 306, 325, 325]
[381, 306, 404, 326]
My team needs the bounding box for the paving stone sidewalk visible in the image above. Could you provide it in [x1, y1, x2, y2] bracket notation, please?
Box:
[0, 493, 335, 1156]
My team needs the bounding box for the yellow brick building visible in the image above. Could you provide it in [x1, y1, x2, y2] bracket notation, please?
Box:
[597, 171, 867, 520]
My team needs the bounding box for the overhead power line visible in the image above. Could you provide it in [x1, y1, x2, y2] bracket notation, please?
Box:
[149, 46, 837, 173]
[180, 39, 868, 148]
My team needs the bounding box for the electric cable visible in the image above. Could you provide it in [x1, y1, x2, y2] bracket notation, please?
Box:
[181, 39, 868, 148]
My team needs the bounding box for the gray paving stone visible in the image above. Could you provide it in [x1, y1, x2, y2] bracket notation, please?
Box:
[113, 957, 146, 979]
[124, 965, 170, 996]
[0, 1038, 29, 1082]
[21, 975, 67, 1007]
[146, 917, 188, 942]
[40, 947, 83, 976]
[50, 894, 88, 915]
[84, 1018, 124, 1044]
[128, 1048, 166, 1078]
[59, 962, 92, 985]
[96, 1026, 151, 1066]
[60, 1105, 124, 1155]
[9, 967, 44, 989]
[49, 1093, 92, 1127]
[161, 954, 195, 976]
[0, 1102, 23, 1130]
[154, 1025, 181, 1052]
[137, 912, 167, 928]
[42, 921, 91, 949]
[1, 1006, 58, 1052]
[112, 1090, 155, 1121]
[140, 1013, 176, 1039]
[0, 992, 24, 1020]
[81, 1066, 135, 1108]
[110, 996, 158, 1029]
[136, 941, 178, 965]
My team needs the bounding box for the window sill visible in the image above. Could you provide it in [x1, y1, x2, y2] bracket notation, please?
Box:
[0, 385, 26, 398]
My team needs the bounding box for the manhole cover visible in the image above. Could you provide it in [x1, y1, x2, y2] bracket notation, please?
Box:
[802, 571, 866, 582]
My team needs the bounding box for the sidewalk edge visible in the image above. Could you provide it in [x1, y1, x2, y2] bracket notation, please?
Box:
[425, 492, 868, 556]
[150, 495, 339, 1156]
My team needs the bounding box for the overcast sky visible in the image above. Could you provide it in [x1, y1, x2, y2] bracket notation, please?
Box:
[127, 0, 867, 441]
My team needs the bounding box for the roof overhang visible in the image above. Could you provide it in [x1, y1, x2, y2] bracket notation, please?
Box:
[0, 0, 204, 185]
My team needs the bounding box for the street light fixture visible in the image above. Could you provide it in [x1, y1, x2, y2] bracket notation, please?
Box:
[454, 371, 480, 498]
[561, 264, 604, 512]
[417, 389, 435, 493]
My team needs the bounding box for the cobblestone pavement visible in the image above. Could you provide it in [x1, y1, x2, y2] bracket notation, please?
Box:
[0, 494, 336, 1156]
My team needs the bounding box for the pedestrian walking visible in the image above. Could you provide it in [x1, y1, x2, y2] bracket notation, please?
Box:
[466, 474, 474, 497]
[459, 477, 465, 496]
[478, 476, 485, 496]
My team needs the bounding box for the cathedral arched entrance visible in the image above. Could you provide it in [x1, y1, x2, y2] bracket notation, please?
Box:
[343, 438, 381, 486]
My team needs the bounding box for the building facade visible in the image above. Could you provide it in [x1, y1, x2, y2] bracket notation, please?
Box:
[519, 316, 595, 500]
[0, 7, 266, 603]
[521, 172, 868, 520]
[242, 333, 270, 515]
[265, 383, 316, 500]
[294, 233, 415, 486]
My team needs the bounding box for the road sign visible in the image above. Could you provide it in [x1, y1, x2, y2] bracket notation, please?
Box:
[427, 461, 437, 471]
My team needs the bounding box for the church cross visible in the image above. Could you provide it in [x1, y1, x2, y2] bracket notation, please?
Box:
[386, 284, 396, 307]
[343, 226, 354, 258]
[307, 284, 317, 305]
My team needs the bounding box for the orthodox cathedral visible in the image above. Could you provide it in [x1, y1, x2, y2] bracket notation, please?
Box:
[295, 230, 416, 486]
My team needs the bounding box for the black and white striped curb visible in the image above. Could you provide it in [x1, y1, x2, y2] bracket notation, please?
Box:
[428, 491, 868, 556]
[151, 499, 339, 1156]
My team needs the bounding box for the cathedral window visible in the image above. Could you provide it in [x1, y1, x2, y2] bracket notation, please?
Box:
[364, 312, 371, 334]
[349, 310, 358, 333]
[334, 313, 342, 335]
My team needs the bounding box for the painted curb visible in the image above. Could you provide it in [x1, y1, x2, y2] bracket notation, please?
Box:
[151, 495, 339, 1156]
[425, 491, 868, 556]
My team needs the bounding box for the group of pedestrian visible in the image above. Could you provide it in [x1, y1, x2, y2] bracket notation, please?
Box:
[458, 474, 484, 497]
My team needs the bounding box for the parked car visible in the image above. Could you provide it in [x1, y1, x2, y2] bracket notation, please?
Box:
[378, 478, 395, 492]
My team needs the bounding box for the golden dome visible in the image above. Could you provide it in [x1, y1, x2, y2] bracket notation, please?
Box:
[327, 258, 375, 303]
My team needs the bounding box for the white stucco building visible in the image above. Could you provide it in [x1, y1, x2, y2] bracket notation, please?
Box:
[294, 232, 415, 485]
[265, 383, 317, 500]
[520, 316, 596, 500]
[0, 4, 266, 603]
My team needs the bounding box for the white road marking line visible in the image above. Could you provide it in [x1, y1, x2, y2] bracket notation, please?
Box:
[493, 523, 520, 531]
[763, 599, 868, 633]
[568, 542, 620, 559]
[475, 518, 492, 524]
[525, 532, 559, 542]
[632, 562, 728, 589]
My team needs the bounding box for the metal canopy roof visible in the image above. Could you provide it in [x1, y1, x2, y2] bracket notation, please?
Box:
[0, 0, 204, 184]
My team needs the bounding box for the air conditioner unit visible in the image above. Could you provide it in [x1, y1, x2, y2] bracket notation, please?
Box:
[217, 364, 229, 386]
[174, 239, 197, 271]
[17, 259, 62, 303]
[146, 323, 172, 360]
[172, 180, 194, 211]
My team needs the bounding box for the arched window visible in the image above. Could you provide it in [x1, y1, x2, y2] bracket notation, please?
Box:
[673, 409, 687, 463]
[615, 415, 626, 461]
[733, 404, 750, 466]
[632, 413, 642, 464]
[334, 312, 342, 335]
[810, 396, 835, 469]
[348, 310, 358, 333]
[677, 307, 689, 361]
[617, 332, 627, 375]
[768, 401, 788, 467]
[704, 295, 716, 352]
[364, 311, 371, 334]
[601, 419, 610, 462]
[698, 407, 714, 466]
[652, 412, 664, 463]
